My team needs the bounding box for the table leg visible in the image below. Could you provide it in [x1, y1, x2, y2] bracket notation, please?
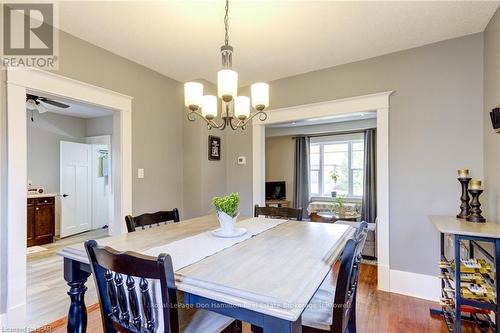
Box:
[262, 316, 302, 333]
[64, 258, 91, 333]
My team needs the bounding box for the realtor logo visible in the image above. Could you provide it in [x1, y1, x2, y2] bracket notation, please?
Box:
[1, 2, 59, 68]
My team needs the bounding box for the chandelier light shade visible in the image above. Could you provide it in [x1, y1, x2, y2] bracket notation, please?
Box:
[202, 95, 218, 119]
[184, 82, 203, 109]
[217, 69, 238, 102]
[184, 0, 269, 130]
[235, 96, 250, 119]
[251, 83, 269, 111]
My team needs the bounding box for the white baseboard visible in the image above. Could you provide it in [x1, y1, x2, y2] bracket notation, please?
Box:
[377, 264, 390, 292]
[389, 269, 440, 301]
[3, 303, 26, 329]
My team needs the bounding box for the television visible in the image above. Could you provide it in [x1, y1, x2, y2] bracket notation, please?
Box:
[265, 181, 286, 200]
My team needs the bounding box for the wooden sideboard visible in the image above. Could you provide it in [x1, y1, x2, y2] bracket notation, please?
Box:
[27, 196, 55, 246]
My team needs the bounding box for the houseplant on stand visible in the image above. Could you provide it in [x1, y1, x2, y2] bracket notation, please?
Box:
[330, 171, 339, 197]
[212, 193, 246, 237]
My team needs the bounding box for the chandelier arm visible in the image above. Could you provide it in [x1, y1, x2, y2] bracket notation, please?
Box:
[237, 110, 268, 128]
[187, 109, 223, 129]
[228, 117, 241, 130]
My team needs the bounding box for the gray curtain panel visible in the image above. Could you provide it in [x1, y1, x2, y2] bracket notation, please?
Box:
[362, 129, 377, 224]
[293, 136, 310, 213]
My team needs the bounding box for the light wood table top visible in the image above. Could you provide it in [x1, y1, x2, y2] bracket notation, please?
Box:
[430, 215, 500, 239]
[177, 220, 353, 321]
[59, 214, 354, 322]
[58, 214, 224, 263]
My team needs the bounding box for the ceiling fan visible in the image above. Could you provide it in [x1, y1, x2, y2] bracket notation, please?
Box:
[26, 93, 70, 114]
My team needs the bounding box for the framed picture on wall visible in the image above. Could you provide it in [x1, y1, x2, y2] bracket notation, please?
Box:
[208, 135, 221, 161]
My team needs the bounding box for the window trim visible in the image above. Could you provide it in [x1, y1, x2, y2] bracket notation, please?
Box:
[309, 134, 364, 198]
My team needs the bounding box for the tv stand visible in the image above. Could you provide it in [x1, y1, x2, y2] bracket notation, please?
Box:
[265, 200, 291, 208]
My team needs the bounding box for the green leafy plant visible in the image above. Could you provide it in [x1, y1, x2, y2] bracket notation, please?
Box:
[212, 193, 240, 218]
[335, 195, 345, 208]
[330, 171, 339, 184]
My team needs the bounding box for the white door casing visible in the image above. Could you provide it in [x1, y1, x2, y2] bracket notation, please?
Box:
[4, 68, 132, 327]
[252, 91, 392, 292]
[60, 141, 92, 237]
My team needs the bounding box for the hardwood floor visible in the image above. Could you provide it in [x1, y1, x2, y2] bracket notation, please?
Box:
[27, 228, 108, 329]
[44, 264, 481, 333]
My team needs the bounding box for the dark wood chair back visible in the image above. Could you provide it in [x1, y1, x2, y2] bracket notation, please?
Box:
[254, 205, 303, 221]
[331, 225, 368, 333]
[126, 209, 180, 233]
[85, 240, 179, 333]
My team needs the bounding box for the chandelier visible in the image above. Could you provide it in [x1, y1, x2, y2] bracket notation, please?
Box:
[183, 0, 269, 130]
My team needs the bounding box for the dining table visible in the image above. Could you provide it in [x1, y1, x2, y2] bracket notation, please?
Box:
[58, 214, 354, 333]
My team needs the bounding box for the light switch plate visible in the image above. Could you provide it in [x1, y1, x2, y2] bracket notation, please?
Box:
[138, 168, 145, 179]
[237, 156, 246, 165]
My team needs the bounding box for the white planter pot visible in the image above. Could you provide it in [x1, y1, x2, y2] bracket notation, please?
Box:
[216, 210, 238, 235]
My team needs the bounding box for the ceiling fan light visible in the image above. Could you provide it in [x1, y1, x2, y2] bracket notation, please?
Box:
[26, 99, 37, 111]
[251, 83, 269, 111]
[218, 69, 238, 102]
[36, 103, 49, 114]
[184, 82, 203, 110]
[202, 95, 218, 120]
[235, 96, 250, 120]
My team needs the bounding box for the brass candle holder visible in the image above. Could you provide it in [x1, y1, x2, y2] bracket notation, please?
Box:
[466, 188, 486, 223]
[456, 177, 471, 219]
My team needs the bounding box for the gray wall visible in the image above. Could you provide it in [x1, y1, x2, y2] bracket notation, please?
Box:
[85, 115, 113, 137]
[27, 112, 86, 193]
[227, 34, 485, 276]
[182, 80, 228, 219]
[484, 8, 500, 223]
[53, 30, 185, 215]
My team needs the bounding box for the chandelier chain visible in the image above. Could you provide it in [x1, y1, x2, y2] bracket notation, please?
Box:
[224, 0, 229, 46]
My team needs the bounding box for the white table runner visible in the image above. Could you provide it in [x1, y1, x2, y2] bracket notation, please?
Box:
[143, 217, 286, 271]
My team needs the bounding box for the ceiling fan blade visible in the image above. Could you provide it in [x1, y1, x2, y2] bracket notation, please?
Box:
[39, 98, 70, 109]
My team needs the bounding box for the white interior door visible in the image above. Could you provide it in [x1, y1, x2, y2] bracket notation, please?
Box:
[60, 141, 92, 237]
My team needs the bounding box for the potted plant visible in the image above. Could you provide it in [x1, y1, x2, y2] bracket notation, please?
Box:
[335, 195, 346, 216]
[212, 193, 240, 234]
[330, 171, 339, 197]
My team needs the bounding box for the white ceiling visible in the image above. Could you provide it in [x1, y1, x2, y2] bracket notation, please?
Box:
[28, 92, 113, 118]
[58, 1, 499, 86]
[267, 111, 376, 128]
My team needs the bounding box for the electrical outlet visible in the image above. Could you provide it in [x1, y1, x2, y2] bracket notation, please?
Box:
[138, 168, 145, 179]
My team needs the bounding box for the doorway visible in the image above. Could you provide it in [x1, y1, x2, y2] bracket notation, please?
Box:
[252, 91, 392, 292]
[5, 68, 132, 327]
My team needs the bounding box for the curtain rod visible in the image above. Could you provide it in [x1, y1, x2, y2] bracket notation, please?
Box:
[291, 128, 376, 139]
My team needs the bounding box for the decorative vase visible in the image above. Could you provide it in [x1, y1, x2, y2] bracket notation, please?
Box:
[215, 210, 239, 235]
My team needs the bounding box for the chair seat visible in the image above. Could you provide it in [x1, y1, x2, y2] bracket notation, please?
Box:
[178, 305, 234, 333]
[301, 286, 335, 332]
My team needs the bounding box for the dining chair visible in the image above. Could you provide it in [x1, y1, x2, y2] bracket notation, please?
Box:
[301, 224, 369, 333]
[126, 209, 180, 232]
[85, 240, 236, 333]
[254, 205, 303, 221]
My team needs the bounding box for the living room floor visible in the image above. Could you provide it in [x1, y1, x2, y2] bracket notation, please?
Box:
[43, 264, 480, 333]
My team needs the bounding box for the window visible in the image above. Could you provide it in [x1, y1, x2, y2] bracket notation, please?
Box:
[309, 134, 364, 198]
